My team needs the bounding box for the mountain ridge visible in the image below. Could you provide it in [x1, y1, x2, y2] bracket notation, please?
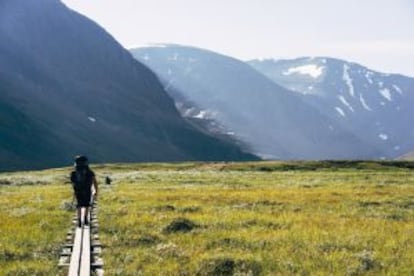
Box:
[0, 0, 256, 171]
[248, 56, 414, 158]
[131, 45, 383, 160]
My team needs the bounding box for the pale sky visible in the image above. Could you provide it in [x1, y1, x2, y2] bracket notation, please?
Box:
[61, 0, 414, 77]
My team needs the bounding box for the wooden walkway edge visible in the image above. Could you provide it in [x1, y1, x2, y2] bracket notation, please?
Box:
[59, 200, 104, 275]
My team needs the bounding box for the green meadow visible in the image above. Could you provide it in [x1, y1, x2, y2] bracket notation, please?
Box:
[0, 161, 413, 275]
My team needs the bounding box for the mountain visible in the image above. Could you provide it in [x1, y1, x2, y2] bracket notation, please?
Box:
[248, 57, 414, 158]
[130, 44, 382, 160]
[0, 0, 256, 171]
[398, 151, 414, 160]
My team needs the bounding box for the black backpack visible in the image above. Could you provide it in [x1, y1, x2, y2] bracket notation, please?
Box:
[71, 169, 92, 193]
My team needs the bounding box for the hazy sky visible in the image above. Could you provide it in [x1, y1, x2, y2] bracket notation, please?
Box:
[61, 0, 414, 76]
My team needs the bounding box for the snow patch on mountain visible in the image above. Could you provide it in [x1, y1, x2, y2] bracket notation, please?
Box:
[379, 133, 388, 140]
[342, 64, 355, 97]
[359, 94, 372, 111]
[194, 110, 210, 119]
[335, 107, 346, 117]
[365, 71, 374, 84]
[379, 88, 392, 101]
[282, 64, 323, 78]
[88, 116, 96, 123]
[338, 96, 354, 112]
[392, 84, 403, 95]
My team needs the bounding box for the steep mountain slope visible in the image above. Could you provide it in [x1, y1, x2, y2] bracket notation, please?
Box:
[398, 151, 414, 160]
[130, 45, 381, 160]
[248, 57, 414, 158]
[0, 0, 255, 171]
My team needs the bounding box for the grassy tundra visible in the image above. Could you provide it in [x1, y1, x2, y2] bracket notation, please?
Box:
[0, 161, 413, 275]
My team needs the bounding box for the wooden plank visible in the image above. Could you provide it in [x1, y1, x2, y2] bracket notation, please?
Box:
[68, 208, 92, 276]
[68, 227, 83, 276]
[80, 225, 91, 276]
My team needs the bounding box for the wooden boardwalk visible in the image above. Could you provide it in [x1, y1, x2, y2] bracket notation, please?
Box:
[68, 221, 91, 275]
[59, 200, 103, 275]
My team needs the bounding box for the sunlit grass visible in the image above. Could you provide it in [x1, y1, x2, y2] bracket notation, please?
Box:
[0, 171, 73, 275]
[97, 162, 414, 275]
[1, 161, 413, 275]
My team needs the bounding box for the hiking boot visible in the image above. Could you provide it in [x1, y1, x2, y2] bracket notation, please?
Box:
[78, 219, 82, 228]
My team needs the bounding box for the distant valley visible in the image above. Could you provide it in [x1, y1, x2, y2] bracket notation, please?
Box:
[1, 0, 412, 171]
[131, 44, 414, 160]
[0, 1, 255, 171]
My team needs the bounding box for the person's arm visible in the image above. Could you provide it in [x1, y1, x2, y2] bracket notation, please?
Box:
[93, 175, 98, 199]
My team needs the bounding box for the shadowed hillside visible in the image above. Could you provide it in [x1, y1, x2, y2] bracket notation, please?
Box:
[0, 0, 256, 171]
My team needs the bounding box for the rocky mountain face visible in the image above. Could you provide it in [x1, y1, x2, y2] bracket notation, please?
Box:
[0, 0, 255, 171]
[131, 45, 381, 160]
[248, 57, 414, 158]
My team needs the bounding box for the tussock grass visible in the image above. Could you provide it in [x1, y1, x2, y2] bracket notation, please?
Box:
[0, 171, 73, 275]
[1, 161, 413, 275]
[96, 161, 414, 275]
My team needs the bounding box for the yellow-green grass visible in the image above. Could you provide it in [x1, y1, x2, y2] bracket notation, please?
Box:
[0, 169, 73, 275]
[1, 161, 414, 275]
[97, 162, 414, 275]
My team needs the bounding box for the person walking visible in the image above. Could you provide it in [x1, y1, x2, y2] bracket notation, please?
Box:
[70, 155, 98, 227]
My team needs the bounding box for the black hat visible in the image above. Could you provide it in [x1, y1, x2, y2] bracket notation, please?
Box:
[74, 155, 89, 167]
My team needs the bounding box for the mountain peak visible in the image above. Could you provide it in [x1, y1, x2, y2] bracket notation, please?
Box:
[0, 1, 257, 171]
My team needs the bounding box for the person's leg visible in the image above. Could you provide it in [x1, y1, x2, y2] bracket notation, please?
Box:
[77, 207, 82, 227]
[84, 206, 89, 225]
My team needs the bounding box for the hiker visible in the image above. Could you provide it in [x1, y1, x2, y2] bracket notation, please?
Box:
[105, 176, 112, 185]
[70, 155, 98, 227]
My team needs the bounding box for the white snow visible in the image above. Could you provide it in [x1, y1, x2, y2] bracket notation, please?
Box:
[342, 64, 355, 97]
[379, 88, 392, 101]
[321, 59, 327, 64]
[338, 96, 354, 112]
[282, 64, 324, 78]
[335, 107, 346, 117]
[88, 117, 96, 123]
[194, 110, 209, 119]
[359, 94, 372, 111]
[379, 133, 388, 140]
[392, 84, 403, 95]
[378, 81, 384, 88]
[365, 71, 374, 84]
